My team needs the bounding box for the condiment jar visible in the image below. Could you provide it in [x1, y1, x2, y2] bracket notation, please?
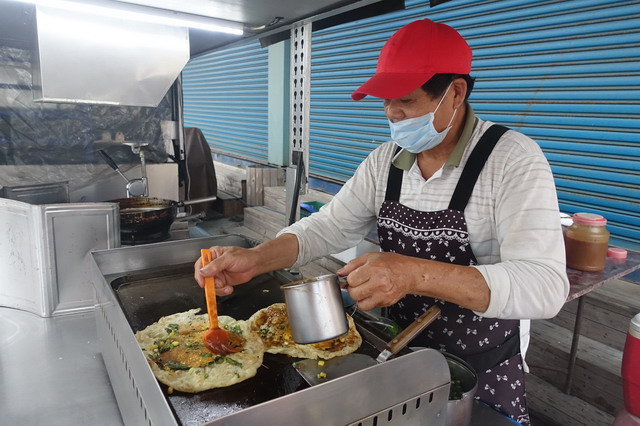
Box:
[564, 213, 610, 271]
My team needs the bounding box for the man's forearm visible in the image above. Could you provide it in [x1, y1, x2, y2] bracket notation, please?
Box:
[413, 259, 490, 313]
[250, 233, 300, 276]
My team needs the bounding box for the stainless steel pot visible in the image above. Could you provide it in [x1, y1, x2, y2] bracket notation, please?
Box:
[445, 353, 478, 426]
[410, 348, 478, 426]
[281, 274, 349, 344]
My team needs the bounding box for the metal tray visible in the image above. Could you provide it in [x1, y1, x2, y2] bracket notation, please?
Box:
[109, 264, 386, 425]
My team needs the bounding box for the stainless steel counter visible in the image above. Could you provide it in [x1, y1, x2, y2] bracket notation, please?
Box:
[1, 306, 516, 426]
[0, 308, 123, 426]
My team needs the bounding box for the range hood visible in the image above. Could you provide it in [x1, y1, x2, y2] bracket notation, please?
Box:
[1, 0, 404, 107]
[32, 3, 192, 107]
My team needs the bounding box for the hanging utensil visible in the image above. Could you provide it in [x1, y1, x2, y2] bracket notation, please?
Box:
[98, 149, 147, 197]
[293, 305, 441, 386]
[200, 249, 241, 355]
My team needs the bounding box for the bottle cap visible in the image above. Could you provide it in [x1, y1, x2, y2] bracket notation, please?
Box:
[573, 212, 607, 226]
[631, 313, 640, 338]
[607, 248, 627, 259]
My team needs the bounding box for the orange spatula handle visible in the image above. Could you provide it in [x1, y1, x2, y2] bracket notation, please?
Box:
[201, 249, 219, 330]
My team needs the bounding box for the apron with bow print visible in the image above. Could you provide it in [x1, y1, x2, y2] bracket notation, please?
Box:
[377, 125, 529, 424]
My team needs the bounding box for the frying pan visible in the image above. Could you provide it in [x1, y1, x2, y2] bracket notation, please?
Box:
[111, 195, 217, 243]
[98, 149, 217, 242]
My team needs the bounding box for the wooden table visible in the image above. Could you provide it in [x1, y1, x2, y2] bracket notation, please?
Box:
[564, 249, 640, 394]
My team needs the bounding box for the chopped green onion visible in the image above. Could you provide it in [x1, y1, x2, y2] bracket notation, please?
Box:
[165, 361, 190, 371]
[225, 357, 243, 368]
[165, 323, 179, 334]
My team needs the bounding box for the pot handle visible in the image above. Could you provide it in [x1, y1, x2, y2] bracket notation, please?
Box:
[337, 276, 348, 288]
[176, 195, 218, 207]
[175, 211, 206, 222]
[386, 305, 441, 355]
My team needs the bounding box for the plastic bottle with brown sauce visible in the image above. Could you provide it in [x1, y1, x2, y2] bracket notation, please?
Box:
[565, 213, 610, 271]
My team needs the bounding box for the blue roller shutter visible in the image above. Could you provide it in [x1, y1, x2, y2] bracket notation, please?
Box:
[310, 0, 640, 249]
[182, 41, 269, 162]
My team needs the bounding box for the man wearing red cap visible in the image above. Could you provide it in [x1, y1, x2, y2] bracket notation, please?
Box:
[197, 19, 568, 425]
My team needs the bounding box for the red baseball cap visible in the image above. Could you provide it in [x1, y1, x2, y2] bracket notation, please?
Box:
[351, 19, 472, 101]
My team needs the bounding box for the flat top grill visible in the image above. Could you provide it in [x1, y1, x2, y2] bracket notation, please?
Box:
[110, 264, 386, 425]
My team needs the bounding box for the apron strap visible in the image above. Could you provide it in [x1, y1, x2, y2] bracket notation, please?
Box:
[448, 124, 509, 211]
[384, 145, 404, 202]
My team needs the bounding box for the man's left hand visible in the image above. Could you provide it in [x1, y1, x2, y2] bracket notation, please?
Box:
[337, 252, 419, 311]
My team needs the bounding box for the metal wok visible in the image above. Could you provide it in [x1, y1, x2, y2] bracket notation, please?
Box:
[111, 195, 217, 244]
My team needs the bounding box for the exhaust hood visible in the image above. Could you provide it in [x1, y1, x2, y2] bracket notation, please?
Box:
[33, 3, 192, 107]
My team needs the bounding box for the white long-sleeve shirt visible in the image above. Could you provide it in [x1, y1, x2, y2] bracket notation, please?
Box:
[279, 112, 569, 321]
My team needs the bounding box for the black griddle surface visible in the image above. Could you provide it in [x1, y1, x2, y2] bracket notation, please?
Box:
[110, 264, 384, 426]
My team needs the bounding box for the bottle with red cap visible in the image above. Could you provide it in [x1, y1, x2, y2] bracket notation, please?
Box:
[564, 213, 610, 271]
[622, 313, 640, 417]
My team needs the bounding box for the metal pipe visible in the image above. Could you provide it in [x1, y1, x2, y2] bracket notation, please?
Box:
[564, 296, 585, 394]
[139, 149, 148, 196]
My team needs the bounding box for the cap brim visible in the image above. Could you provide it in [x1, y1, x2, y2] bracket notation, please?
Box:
[351, 72, 434, 101]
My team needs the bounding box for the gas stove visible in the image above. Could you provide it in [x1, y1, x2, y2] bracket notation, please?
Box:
[120, 220, 192, 245]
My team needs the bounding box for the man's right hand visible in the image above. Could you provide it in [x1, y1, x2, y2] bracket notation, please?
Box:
[194, 246, 261, 295]
[193, 233, 300, 296]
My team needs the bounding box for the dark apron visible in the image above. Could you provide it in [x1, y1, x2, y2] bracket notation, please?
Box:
[378, 125, 529, 425]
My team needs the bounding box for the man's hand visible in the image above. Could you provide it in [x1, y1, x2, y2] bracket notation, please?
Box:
[194, 246, 260, 295]
[337, 252, 417, 311]
[193, 233, 300, 296]
[337, 251, 490, 312]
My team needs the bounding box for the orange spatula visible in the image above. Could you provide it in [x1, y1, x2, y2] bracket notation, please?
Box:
[201, 249, 241, 355]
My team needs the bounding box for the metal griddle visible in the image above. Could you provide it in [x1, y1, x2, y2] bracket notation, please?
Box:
[109, 263, 387, 425]
[91, 235, 451, 426]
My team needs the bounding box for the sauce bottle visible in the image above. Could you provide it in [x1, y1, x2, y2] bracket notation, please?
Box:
[622, 313, 640, 417]
[564, 213, 609, 271]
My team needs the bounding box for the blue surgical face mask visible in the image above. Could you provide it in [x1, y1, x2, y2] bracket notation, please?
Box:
[388, 83, 457, 154]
